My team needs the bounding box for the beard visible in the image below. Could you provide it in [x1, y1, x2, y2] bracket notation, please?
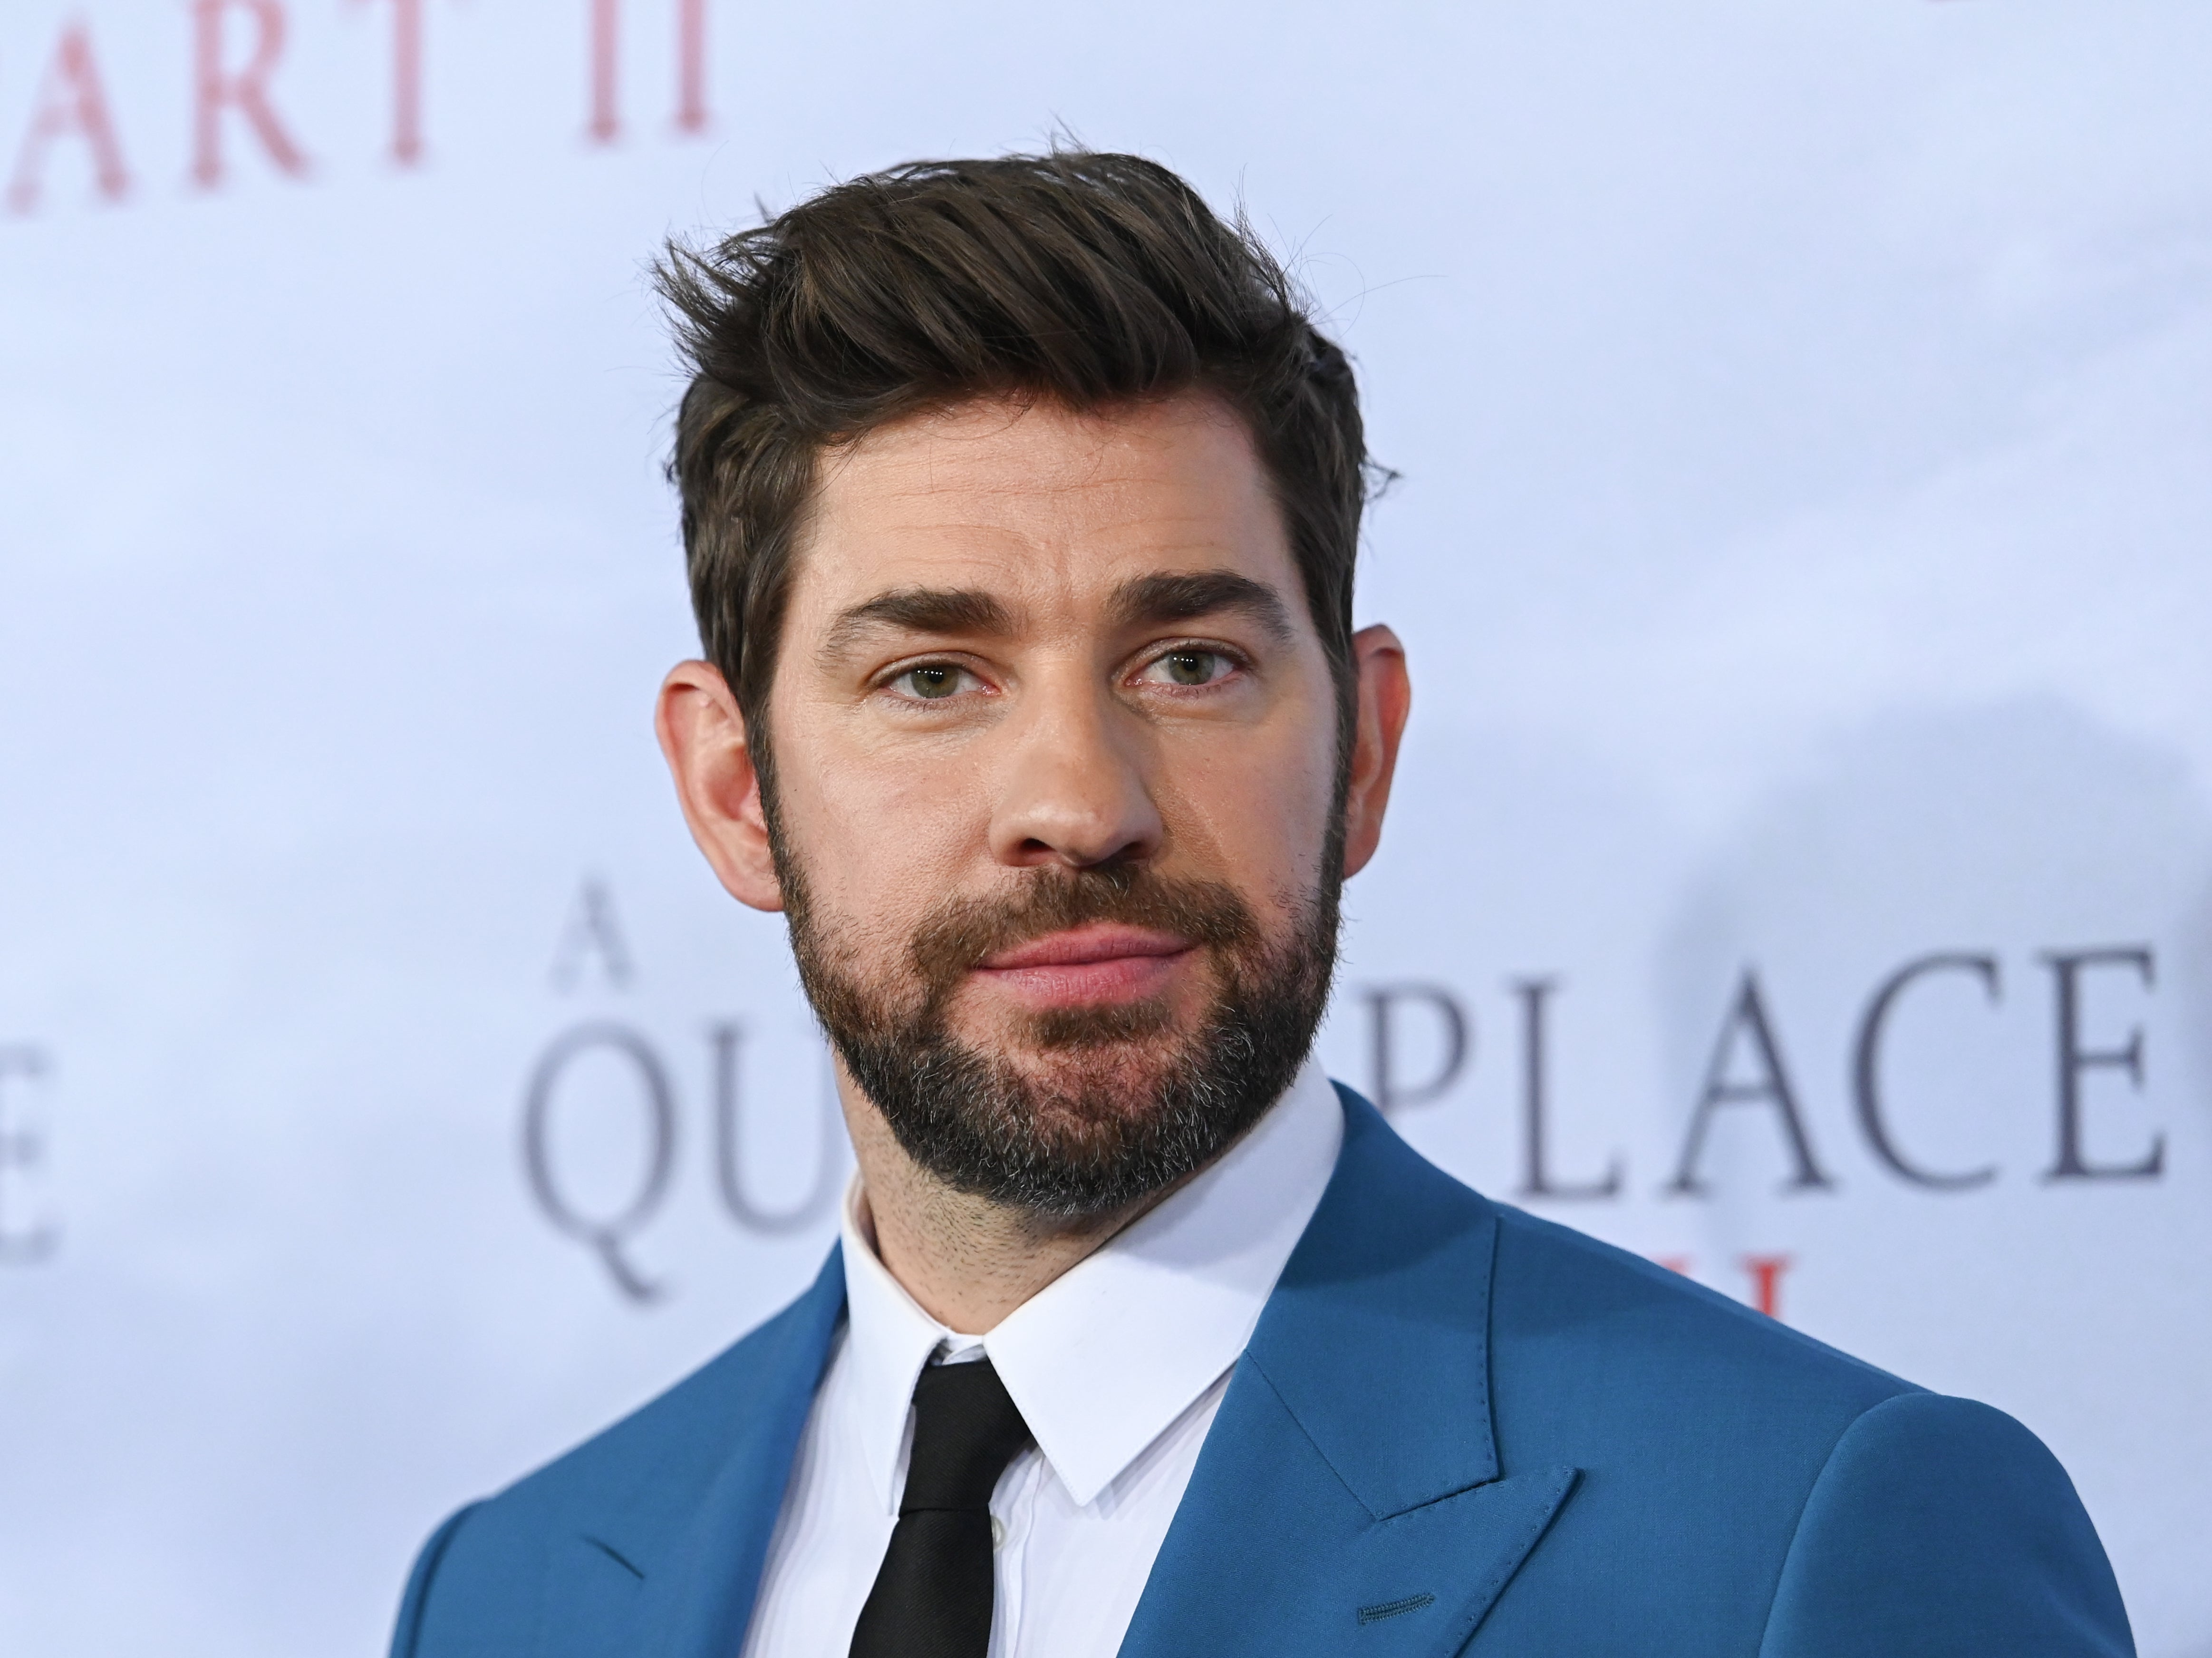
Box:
[777, 842, 1341, 1220]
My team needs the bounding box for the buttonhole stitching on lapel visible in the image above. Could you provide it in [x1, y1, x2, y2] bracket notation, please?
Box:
[1357, 1593, 1437, 1626]
[581, 1536, 646, 1580]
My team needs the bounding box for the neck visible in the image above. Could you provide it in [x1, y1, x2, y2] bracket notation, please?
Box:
[836, 1067, 1162, 1333]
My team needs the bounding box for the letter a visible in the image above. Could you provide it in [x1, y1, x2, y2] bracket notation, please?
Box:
[6, 24, 132, 215]
[550, 877, 635, 991]
[1668, 970, 1834, 1195]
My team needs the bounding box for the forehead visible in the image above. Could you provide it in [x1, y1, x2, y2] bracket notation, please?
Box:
[791, 392, 1294, 616]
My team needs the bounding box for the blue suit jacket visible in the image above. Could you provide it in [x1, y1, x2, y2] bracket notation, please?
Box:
[393, 1088, 2132, 1657]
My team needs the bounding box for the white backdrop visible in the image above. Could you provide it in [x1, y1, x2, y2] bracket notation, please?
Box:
[3, 2, 2208, 1653]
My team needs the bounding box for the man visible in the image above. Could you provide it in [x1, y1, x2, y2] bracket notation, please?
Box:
[391, 152, 2132, 1658]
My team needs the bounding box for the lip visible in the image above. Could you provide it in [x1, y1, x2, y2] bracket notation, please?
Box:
[976, 924, 1193, 971]
[969, 924, 1197, 1008]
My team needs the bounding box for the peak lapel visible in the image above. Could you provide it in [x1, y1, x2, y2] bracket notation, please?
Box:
[1118, 1091, 1579, 1658]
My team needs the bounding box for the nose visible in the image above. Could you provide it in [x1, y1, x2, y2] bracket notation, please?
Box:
[985, 669, 1164, 871]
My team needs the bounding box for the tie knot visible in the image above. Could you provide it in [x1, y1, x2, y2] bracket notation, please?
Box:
[900, 1357, 1034, 1515]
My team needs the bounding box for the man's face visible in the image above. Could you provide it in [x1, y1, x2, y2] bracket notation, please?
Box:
[725, 394, 1363, 1213]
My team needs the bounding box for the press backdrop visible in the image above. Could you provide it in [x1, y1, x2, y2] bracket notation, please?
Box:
[3, 1, 2208, 1653]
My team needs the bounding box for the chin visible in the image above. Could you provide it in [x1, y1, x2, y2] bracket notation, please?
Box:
[995, 1031, 1195, 1110]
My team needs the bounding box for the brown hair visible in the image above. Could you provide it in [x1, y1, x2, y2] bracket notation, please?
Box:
[655, 150, 1374, 743]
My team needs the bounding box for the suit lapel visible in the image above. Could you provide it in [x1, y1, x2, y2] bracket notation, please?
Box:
[532, 1092, 1576, 1658]
[1118, 1091, 1578, 1658]
[541, 1245, 848, 1658]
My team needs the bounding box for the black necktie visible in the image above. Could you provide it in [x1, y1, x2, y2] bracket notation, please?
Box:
[848, 1356, 1034, 1658]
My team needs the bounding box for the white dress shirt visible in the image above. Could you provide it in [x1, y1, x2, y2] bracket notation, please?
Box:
[739, 1058, 1345, 1658]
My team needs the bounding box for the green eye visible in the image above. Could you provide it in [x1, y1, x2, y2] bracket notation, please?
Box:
[903, 665, 960, 699]
[1160, 651, 1221, 686]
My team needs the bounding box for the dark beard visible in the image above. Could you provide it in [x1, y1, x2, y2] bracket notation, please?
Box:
[780, 853, 1340, 1219]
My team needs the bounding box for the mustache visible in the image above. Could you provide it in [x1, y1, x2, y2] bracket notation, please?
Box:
[907, 864, 1260, 1000]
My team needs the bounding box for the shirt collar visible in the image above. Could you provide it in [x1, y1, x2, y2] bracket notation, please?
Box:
[837, 1057, 1345, 1512]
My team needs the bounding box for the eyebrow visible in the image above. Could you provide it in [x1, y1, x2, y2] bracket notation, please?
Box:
[818, 567, 1294, 663]
[1107, 570, 1294, 642]
[821, 587, 1017, 660]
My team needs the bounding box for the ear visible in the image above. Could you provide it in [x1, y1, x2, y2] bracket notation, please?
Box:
[655, 660, 786, 912]
[1340, 624, 1410, 880]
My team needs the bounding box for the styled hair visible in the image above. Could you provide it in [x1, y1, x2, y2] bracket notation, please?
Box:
[654, 150, 1373, 740]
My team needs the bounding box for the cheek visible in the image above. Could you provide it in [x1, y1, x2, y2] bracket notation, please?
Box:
[775, 717, 993, 913]
[1159, 718, 1339, 892]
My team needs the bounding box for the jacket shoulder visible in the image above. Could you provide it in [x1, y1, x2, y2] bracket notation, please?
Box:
[1474, 1212, 2130, 1654]
[1317, 1087, 1913, 1437]
[1490, 1202, 1913, 1420]
[1758, 1393, 2133, 1658]
[505, 1252, 841, 1524]
[389, 1252, 844, 1658]
[1468, 1207, 1925, 1652]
